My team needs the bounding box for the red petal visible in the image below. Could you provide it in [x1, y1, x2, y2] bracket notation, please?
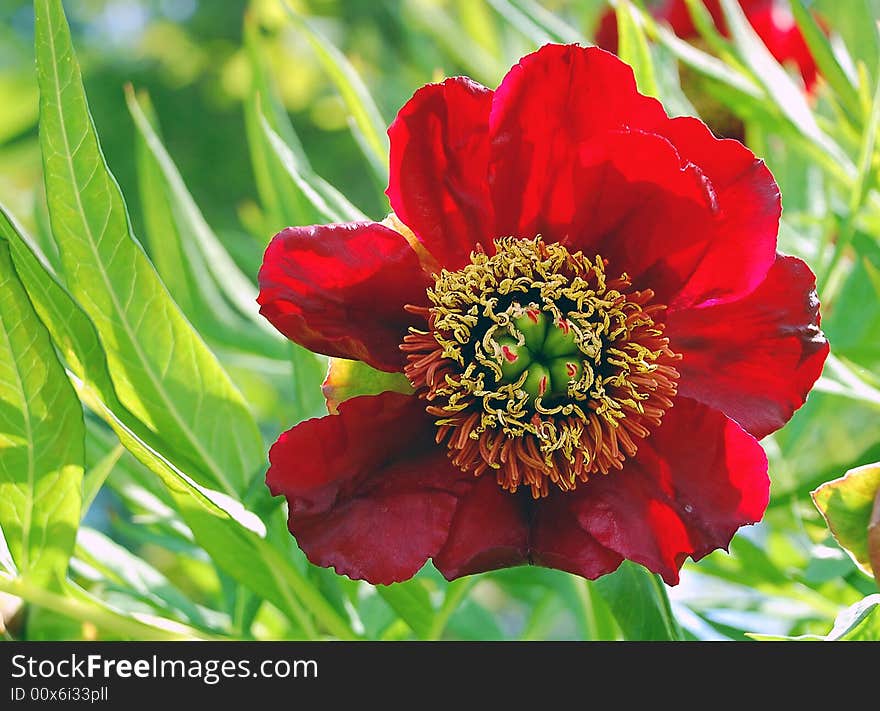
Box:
[489, 44, 667, 240]
[530, 494, 624, 580]
[387, 77, 494, 271]
[267, 393, 468, 585]
[433, 477, 530, 580]
[573, 397, 769, 585]
[631, 121, 780, 309]
[668, 254, 829, 439]
[489, 45, 778, 308]
[257, 222, 429, 373]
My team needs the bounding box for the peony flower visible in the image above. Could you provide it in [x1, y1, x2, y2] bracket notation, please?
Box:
[596, 0, 820, 92]
[257, 44, 828, 586]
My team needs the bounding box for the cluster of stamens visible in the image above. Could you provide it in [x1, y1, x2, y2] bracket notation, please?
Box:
[402, 237, 680, 498]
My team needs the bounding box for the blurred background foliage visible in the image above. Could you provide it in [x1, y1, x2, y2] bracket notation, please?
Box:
[0, 0, 879, 641]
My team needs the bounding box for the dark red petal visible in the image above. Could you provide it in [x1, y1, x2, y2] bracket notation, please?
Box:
[433, 477, 530, 580]
[489, 44, 668, 238]
[257, 222, 429, 373]
[530, 493, 624, 580]
[573, 398, 769, 585]
[668, 254, 829, 439]
[387, 77, 494, 271]
[267, 393, 469, 585]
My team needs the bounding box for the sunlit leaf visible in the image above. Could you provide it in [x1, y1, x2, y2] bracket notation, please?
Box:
[127, 87, 286, 359]
[34, 0, 262, 497]
[812, 462, 880, 576]
[0, 240, 83, 587]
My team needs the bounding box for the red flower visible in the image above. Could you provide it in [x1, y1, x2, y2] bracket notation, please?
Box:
[258, 45, 828, 585]
[596, 0, 820, 92]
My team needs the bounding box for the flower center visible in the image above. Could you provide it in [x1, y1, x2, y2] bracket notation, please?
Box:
[403, 237, 680, 498]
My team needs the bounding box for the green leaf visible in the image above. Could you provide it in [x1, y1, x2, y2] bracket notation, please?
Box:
[259, 113, 367, 224]
[0, 203, 181, 475]
[0, 240, 83, 586]
[75, 526, 210, 629]
[81, 443, 123, 517]
[322, 357, 413, 413]
[282, 3, 389, 165]
[506, 0, 585, 44]
[616, 1, 659, 99]
[717, 0, 852, 173]
[0, 202, 352, 639]
[34, 0, 262, 497]
[815, 0, 880, 80]
[749, 595, 880, 641]
[377, 579, 434, 639]
[0, 574, 214, 640]
[126, 87, 286, 359]
[789, 0, 861, 120]
[812, 462, 880, 576]
[593, 561, 682, 640]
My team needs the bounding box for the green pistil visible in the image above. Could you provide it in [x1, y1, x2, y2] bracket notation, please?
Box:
[500, 310, 584, 402]
[496, 335, 532, 380]
[542, 317, 582, 358]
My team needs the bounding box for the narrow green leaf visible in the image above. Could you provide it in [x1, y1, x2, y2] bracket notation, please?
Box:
[34, 0, 262, 497]
[243, 11, 310, 171]
[790, 0, 861, 119]
[593, 561, 682, 640]
[507, 0, 585, 44]
[816, 0, 880, 79]
[403, 0, 508, 86]
[286, 341, 330, 426]
[377, 580, 434, 640]
[126, 87, 287, 359]
[260, 114, 367, 224]
[0, 574, 214, 640]
[718, 0, 852, 172]
[682, 0, 746, 69]
[124, 87, 279, 339]
[0, 240, 83, 586]
[282, 3, 389, 164]
[81, 443, 123, 517]
[648, 20, 763, 99]
[812, 462, 880, 576]
[616, 0, 659, 98]
[0, 203, 177, 470]
[243, 35, 317, 229]
[75, 526, 210, 628]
